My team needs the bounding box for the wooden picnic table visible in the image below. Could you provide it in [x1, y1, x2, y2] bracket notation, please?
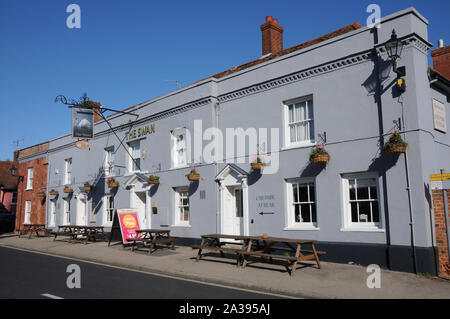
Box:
[131, 229, 179, 254]
[51, 225, 106, 244]
[193, 234, 325, 277]
[19, 224, 47, 239]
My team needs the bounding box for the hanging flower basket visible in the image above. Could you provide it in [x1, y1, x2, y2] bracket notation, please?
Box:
[251, 156, 265, 170]
[310, 145, 330, 164]
[49, 189, 59, 196]
[63, 186, 73, 194]
[384, 142, 408, 154]
[107, 177, 119, 188]
[186, 168, 200, 181]
[83, 182, 92, 192]
[384, 131, 407, 154]
[37, 191, 46, 198]
[147, 175, 160, 185]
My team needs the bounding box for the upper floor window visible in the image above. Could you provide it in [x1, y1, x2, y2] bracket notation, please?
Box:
[171, 128, 188, 168]
[26, 168, 34, 190]
[64, 158, 72, 185]
[342, 173, 381, 230]
[105, 147, 115, 176]
[128, 141, 141, 172]
[285, 96, 314, 146]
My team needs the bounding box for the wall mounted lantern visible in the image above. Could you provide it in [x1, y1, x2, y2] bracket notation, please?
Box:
[9, 165, 24, 182]
[384, 29, 406, 92]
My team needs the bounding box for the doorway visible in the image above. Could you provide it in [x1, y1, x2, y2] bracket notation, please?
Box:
[76, 196, 87, 226]
[133, 191, 148, 229]
[222, 185, 244, 236]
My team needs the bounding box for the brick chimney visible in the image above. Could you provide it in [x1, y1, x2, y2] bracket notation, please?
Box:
[431, 41, 450, 79]
[93, 108, 101, 123]
[260, 16, 283, 56]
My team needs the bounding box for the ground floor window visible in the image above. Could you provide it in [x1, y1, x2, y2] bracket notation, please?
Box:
[49, 200, 56, 226]
[24, 201, 31, 224]
[63, 198, 70, 225]
[342, 173, 381, 229]
[104, 195, 114, 225]
[287, 179, 317, 227]
[174, 188, 189, 225]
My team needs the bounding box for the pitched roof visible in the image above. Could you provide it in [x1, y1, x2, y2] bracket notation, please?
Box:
[107, 22, 363, 117]
[0, 161, 18, 190]
[209, 22, 363, 80]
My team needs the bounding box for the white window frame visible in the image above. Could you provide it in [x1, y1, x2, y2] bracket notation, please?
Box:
[26, 167, 33, 190]
[341, 173, 384, 232]
[128, 141, 141, 173]
[64, 158, 72, 185]
[283, 96, 315, 148]
[103, 195, 114, 226]
[49, 199, 57, 227]
[285, 178, 319, 230]
[24, 200, 31, 224]
[63, 198, 71, 225]
[105, 147, 115, 177]
[173, 187, 190, 226]
[171, 128, 188, 169]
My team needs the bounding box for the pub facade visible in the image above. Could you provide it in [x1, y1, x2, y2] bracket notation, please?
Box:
[43, 8, 450, 275]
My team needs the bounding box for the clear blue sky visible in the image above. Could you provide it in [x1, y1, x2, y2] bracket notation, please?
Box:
[0, 0, 449, 160]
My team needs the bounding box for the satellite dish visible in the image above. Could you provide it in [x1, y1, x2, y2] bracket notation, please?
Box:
[75, 140, 91, 150]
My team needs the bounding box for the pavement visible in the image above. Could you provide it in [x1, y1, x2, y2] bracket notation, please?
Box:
[0, 233, 449, 299]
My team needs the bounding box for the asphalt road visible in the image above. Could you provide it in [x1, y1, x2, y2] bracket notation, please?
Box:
[0, 246, 282, 299]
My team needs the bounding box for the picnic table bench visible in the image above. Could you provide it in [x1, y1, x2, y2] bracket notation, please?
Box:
[18, 224, 47, 239]
[192, 234, 251, 266]
[131, 229, 179, 254]
[51, 225, 106, 244]
[193, 234, 325, 277]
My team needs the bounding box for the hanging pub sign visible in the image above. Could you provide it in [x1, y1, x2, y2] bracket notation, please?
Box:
[72, 108, 94, 139]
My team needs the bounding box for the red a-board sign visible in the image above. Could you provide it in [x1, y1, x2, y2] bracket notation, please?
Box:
[116, 208, 141, 244]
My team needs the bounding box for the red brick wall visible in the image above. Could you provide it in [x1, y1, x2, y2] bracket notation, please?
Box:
[260, 16, 283, 56]
[15, 157, 48, 230]
[432, 189, 450, 278]
[431, 46, 450, 80]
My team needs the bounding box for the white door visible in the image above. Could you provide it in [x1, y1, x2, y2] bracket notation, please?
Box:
[223, 186, 243, 236]
[76, 197, 87, 226]
[134, 191, 147, 229]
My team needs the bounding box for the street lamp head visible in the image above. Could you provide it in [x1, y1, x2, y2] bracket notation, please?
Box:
[9, 165, 17, 177]
[385, 29, 403, 61]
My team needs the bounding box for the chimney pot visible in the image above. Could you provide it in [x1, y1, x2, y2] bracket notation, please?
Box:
[261, 16, 283, 56]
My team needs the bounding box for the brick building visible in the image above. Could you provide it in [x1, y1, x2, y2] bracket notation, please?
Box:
[14, 142, 49, 230]
[429, 42, 450, 278]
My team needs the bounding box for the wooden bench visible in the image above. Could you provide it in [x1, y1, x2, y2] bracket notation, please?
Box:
[131, 229, 179, 254]
[192, 244, 244, 266]
[51, 226, 76, 242]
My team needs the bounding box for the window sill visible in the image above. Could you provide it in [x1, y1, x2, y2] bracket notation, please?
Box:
[340, 227, 385, 233]
[281, 142, 315, 152]
[284, 225, 320, 231]
[25, 188, 33, 191]
[170, 224, 192, 228]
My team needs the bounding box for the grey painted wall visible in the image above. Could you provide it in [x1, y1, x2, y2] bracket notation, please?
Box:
[43, 7, 448, 261]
